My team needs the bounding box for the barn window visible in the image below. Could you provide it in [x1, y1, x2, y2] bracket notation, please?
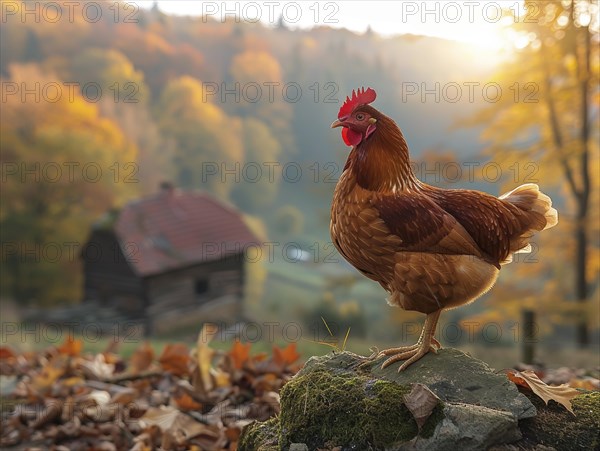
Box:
[194, 278, 209, 296]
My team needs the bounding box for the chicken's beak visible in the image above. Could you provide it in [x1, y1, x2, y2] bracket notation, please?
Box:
[330, 119, 344, 129]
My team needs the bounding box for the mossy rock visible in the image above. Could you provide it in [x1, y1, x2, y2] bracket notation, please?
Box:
[308, 348, 536, 421]
[278, 370, 443, 450]
[240, 350, 599, 451]
[238, 417, 279, 451]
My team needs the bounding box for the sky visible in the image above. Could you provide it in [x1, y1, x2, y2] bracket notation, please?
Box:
[140, 1, 528, 50]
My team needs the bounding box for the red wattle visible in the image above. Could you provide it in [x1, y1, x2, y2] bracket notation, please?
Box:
[342, 127, 351, 146]
[342, 127, 362, 147]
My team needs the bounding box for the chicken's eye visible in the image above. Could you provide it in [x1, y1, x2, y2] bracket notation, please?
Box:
[355, 113, 365, 121]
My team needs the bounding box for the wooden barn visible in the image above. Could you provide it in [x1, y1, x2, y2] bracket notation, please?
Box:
[81, 183, 259, 335]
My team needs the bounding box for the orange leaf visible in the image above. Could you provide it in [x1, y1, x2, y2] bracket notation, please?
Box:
[252, 352, 269, 363]
[272, 343, 300, 367]
[159, 343, 190, 376]
[174, 391, 202, 411]
[0, 346, 16, 359]
[130, 341, 154, 374]
[229, 340, 251, 369]
[58, 336, 82, 357]
[506, 370, 530, 388]
[509, 370, 580, 414]
[252, 373, 279, 392]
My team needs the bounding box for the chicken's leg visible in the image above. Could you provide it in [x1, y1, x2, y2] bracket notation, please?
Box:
[380, 310, 441, 371]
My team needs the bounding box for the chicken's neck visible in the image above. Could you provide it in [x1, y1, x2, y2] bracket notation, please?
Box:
[346, 118, 419, 192]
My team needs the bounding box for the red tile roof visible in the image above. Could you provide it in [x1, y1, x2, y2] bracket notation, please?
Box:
[113, 187, 258, 277]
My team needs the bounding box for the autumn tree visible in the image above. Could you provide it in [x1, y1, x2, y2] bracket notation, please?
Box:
[69, 48, 171, 195]
[0, 64, 137, 304]
[229, 50, 295, 153]
[462, 0, 599, 346]
[111, 23, 175, 96]
[157, 76, 243, 199]
[69, 48, 149, 102]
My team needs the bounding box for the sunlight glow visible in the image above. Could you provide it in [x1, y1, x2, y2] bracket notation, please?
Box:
[143, 1, 529, 51]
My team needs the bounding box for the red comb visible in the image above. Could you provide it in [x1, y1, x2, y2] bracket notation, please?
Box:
[338, 87, 376, 119]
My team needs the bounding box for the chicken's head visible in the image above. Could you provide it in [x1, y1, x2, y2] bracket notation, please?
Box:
[331, 87, 378, 147]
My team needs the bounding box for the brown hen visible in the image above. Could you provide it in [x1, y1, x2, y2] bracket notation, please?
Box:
[330, 88, 558, 371]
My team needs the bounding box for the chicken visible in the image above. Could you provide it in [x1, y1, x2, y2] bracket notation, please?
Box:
[330, 87, 558, 371]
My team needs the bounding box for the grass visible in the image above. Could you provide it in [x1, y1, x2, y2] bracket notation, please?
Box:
[4, 324, 598, 375]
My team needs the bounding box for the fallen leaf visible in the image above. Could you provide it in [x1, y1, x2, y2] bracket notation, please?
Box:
[110, 387, 138, 405]
[0, 346, 16, 359]
[85, 403, 118, 422]
[88, 389, 111, 406]
[252, 373, 279, 393]
[225, 419, 253, 447]
[61, 376, 85, 387]
[194, 324, 218, 393]
[174, 390, 203, 411]
[508, 370, 580, 414]
[252, 352, 269, 363]
[31, 399, 64, 429]
[272, 343, 300, 367]
[31, 355, 68, 394]
[141, 406, 216, 445]
[159, 343, 190, 377]
[79, 353, 115, 379]
[507, 370, 530, 388]
[58, 336, 82, 357]
[230, 340, 251, 370]
[403, 383, 440, 432]
[211, 367, 231, 388]
[131, 341, 154, 374]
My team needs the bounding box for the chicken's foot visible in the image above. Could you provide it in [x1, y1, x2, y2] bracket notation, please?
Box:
[380, 310, 441, 371]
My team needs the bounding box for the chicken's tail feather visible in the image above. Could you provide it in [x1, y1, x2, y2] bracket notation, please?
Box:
[499, 184, 558, 265]
[500, 183, 558, 230]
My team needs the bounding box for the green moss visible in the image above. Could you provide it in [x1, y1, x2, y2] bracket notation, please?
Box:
[277, 370, 444, 450]
[238, 417, 279, 451]
[519, 390, 600, 451]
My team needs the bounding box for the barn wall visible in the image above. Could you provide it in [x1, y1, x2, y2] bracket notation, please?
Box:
[81, 231, 143, 313]
[144, 254, 246, 333]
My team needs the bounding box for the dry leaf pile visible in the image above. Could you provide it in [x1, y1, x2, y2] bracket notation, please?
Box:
[0, 325, 302, 450]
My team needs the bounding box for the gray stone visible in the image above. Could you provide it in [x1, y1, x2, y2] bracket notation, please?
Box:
[300, 348, 537, 420]
[404, 402, 522, 451]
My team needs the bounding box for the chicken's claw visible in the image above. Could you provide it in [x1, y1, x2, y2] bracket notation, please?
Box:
[357, 346, 381, 369]
[380, 341, 438, 371]
[367, 346, 380, 359]
[380, 343, 420, 356]
[379, 311, 442, 371]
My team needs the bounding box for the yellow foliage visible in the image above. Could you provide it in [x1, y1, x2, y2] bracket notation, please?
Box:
[1, 63, 137, 304]
[230, 50, 282, 84]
